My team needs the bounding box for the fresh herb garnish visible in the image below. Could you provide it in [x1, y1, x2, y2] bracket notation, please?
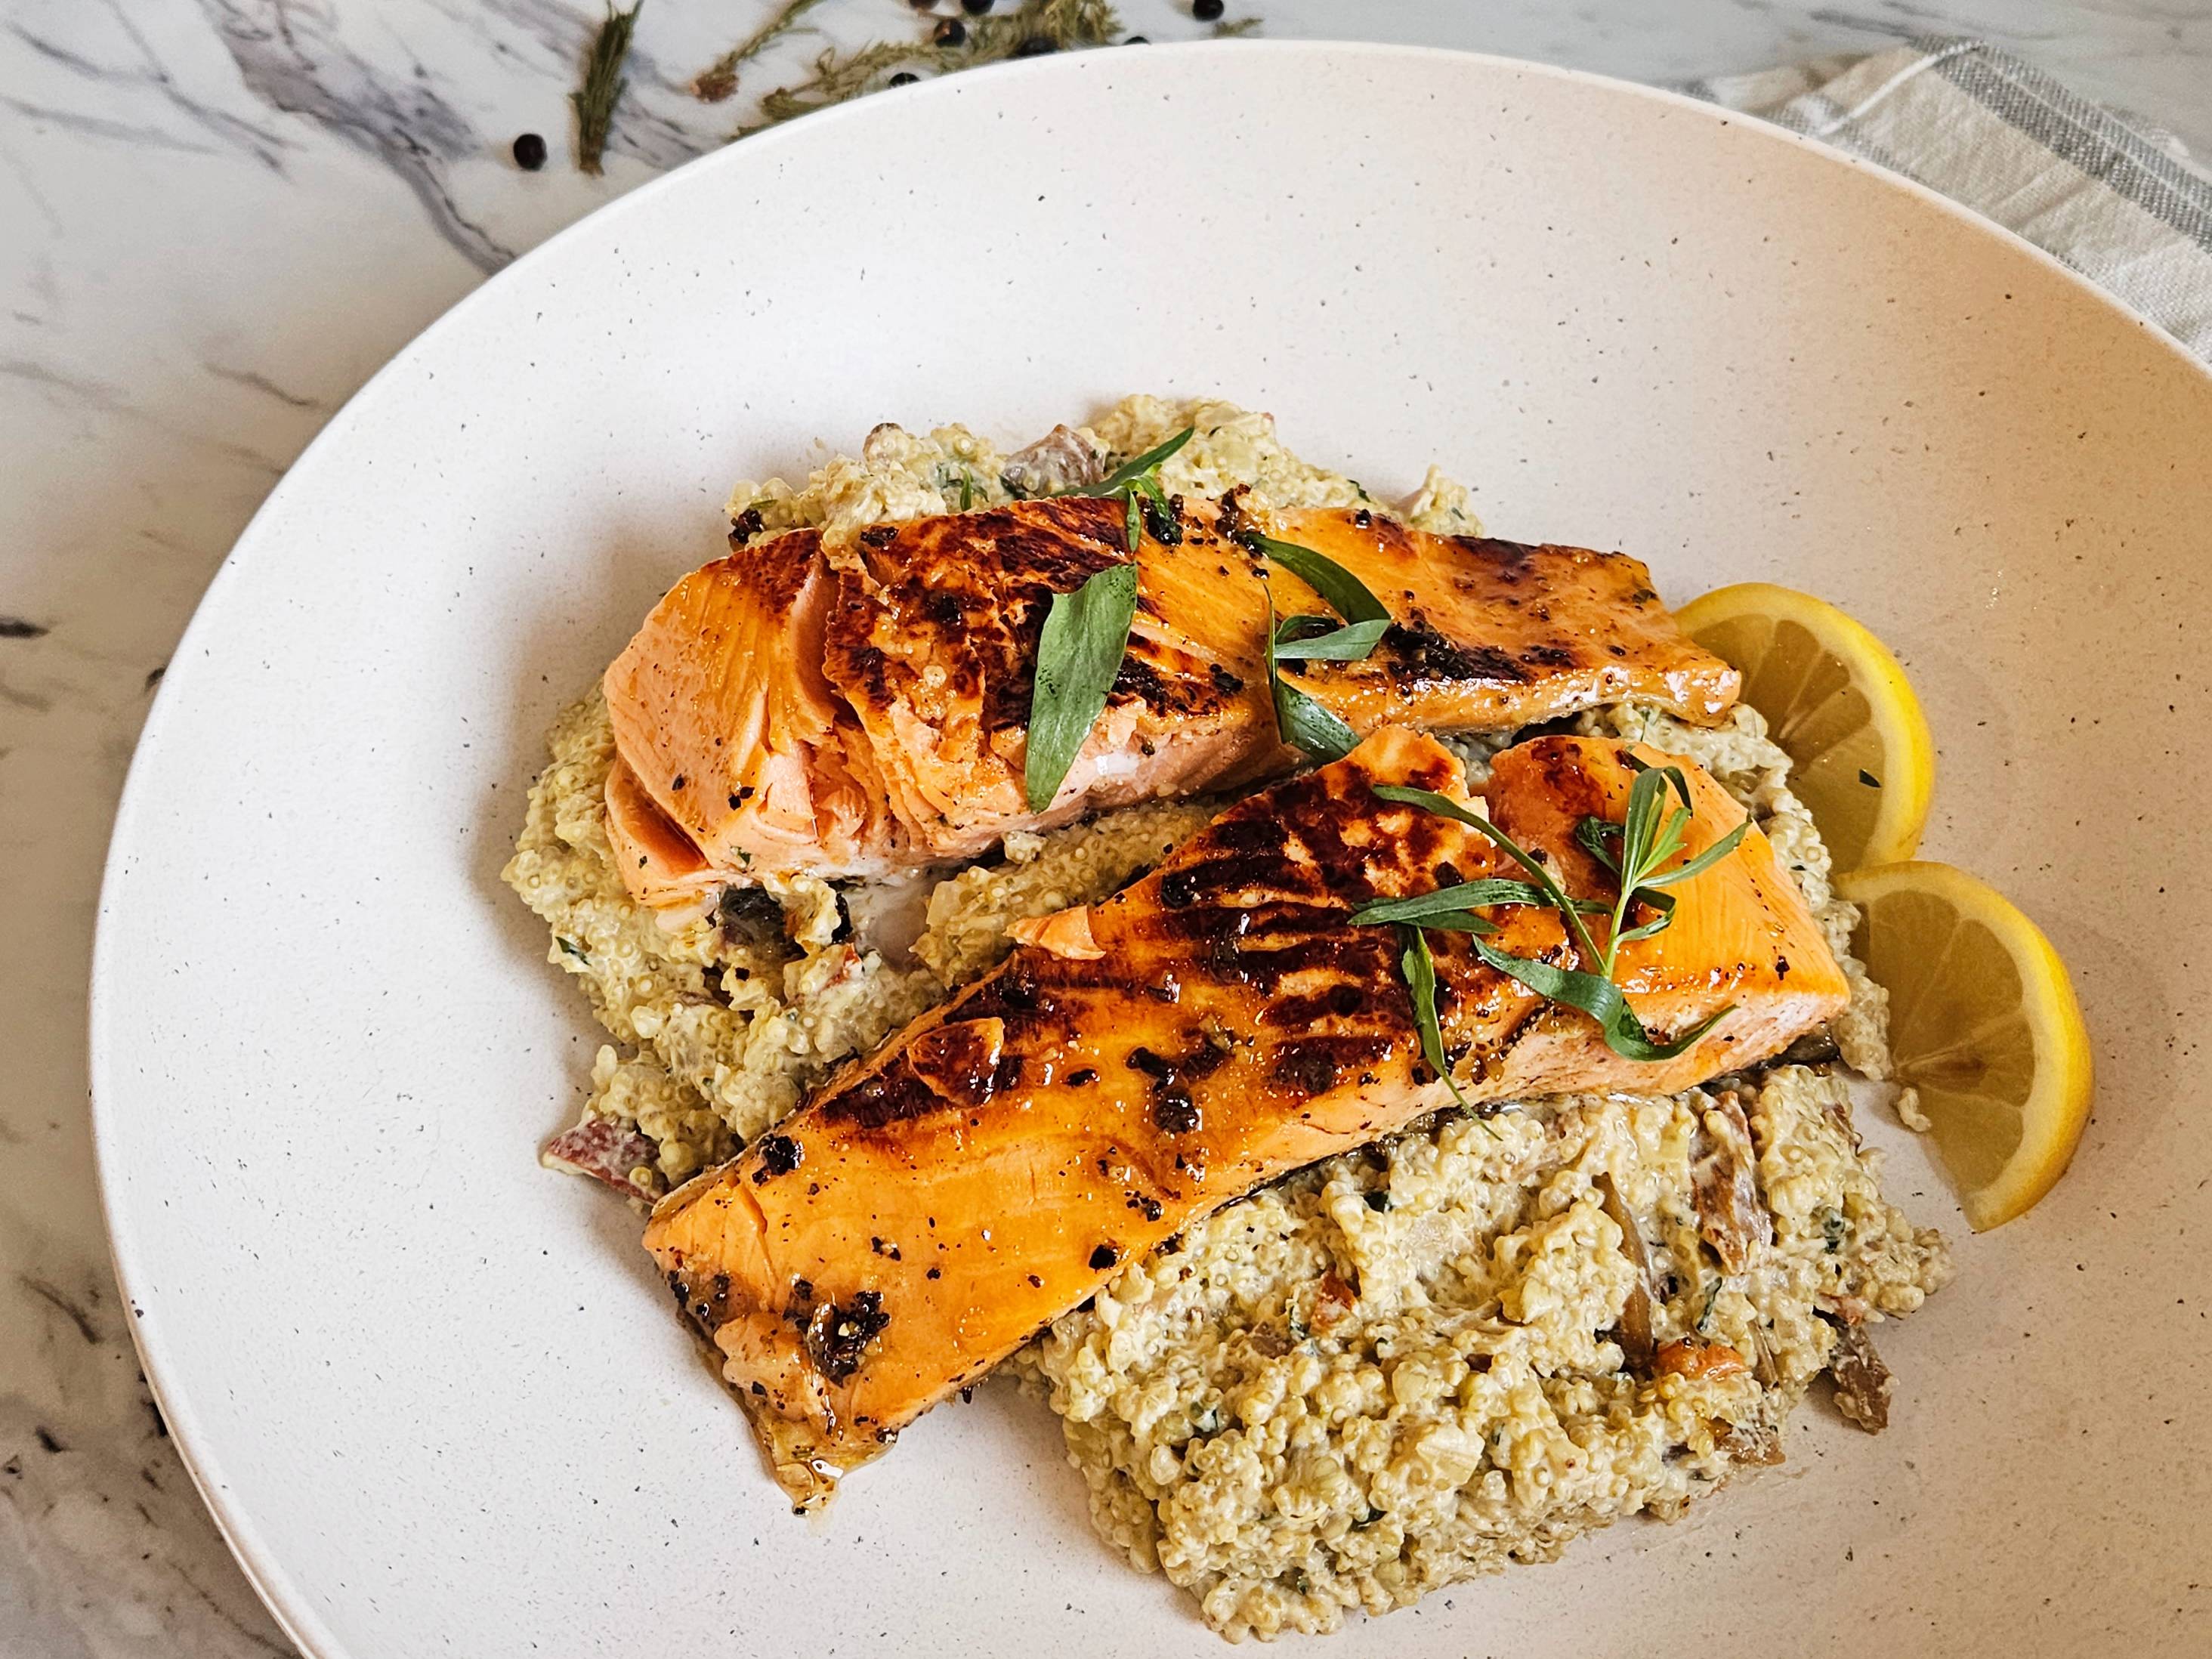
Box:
[1270, 616, 1390, 661]
[1023, 563, 1139, 811]
[1352, 879, 1604, 927]
[572, 3, 644, 176]
[1241, 531, 1390, 626]
[1058, 427, 1192, 551]
[1244, 531, 1395, 759]
[1265, 601, 1359, 764]
[1366, 758, 1753, 1067]
[1398, 925, 1467, 1108]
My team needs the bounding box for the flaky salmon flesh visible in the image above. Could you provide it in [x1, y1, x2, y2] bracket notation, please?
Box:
[643, 728, 1846, 1506]
[601, 496, 1741, 907]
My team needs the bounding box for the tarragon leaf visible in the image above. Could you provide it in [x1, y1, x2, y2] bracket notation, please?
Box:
[1271, 617, 1391, 661]
[1402, 910, 1500, 935]
[1638, 817, 1752, 889]
[1472, 940, 1733, 1061]
[1079, 427, 1193, 496]
[1620, 765, 1673, 884]
[1244, 532, 1391, 625]
[1058, 427, 1194, 551]
[1575, 814, 1622, 873]
[1399, 925, 1469, 1107]
[1369, 784, 1608, 966]
[1023, 561, 1138, 811]
[1266, 596, 1358, 762]
[1351, 879, 1593, 925]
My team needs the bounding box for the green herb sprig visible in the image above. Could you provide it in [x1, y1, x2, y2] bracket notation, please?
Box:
[1240, 530, 1395, 762]
[1243, 531, 1389, 628]
[1056, 427, 1192, 551]
[1264, 600, 1360, 764]
[1359, 759, 1753, 1070]
[1021, 563, 1139, 811]
[573, 3, 644, 176]
[1018, 428, 1197, 806]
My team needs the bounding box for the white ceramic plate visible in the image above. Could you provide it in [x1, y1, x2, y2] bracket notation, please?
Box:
[92, 42, 2212, 1659]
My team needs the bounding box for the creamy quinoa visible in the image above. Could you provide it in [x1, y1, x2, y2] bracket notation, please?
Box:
[502, 396, 1947, 1639]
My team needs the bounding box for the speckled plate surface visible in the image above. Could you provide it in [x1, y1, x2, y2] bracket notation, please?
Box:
[91, 41, 2212, 1659]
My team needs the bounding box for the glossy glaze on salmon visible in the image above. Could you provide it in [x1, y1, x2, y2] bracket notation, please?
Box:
[601, 497, 1739, 905]
[642, 728, 1844, 1505]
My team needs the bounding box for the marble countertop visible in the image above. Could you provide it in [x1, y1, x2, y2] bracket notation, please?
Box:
[2, 2, 2202, 1653]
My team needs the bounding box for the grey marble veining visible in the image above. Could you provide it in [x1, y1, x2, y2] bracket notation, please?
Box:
[0, 2, 2202, 1654]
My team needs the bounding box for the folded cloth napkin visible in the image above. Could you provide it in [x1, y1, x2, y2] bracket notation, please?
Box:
[1682, 36, 2212, 360]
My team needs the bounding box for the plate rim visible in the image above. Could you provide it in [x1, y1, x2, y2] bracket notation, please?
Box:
[85, 37, 2212, 1658]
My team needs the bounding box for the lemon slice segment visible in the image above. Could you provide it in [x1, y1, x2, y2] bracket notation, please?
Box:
[1676, 582, 1935, 871]
[1836, 860, 2093, 1231]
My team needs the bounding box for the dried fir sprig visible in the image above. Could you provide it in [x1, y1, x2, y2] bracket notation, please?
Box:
[691, 0, 831, 103]
[572, 2, 644, 175]
[731, 0, 1125, 139]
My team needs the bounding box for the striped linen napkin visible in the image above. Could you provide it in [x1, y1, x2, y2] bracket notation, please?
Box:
[1682, 36, 2212, 360]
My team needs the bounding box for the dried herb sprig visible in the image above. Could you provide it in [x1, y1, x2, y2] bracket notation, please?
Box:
[573, 2, 644, 176]
[691, 0, 830, 103]
[731, 0, 1125, 139]
[1362, 759, 1753, 1067]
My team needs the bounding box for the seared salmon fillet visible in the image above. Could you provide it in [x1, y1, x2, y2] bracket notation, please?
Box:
[642, 728, 1844, 1506]
[602, 527, 906, 887]
[601, 497, 1738, 904]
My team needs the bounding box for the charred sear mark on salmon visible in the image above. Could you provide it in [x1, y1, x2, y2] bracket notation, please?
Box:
[751, 1132, 802, 1182]
[1111, 650, 1230, 719]
[1271, 1036, 1389, 1098]
[905, 1018, 1006, 1107]
[1126, 1034, 1231, 1135]
[821, 1063, 947, 1133]
[1378, 623, 1532, 686]
[1259, 980, 1377, 1029]
[807, 1290, 889, 1381]
[1450, 535, 1537, 576]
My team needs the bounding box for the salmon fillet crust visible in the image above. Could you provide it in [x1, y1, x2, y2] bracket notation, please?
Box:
[644, 728, 1845, 1506]
[602, 496, 1740, 905]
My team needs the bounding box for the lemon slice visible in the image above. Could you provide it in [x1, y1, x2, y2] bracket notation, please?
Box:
[1836, 861, 2093, 1231]
[1676, 582, 1934, 872]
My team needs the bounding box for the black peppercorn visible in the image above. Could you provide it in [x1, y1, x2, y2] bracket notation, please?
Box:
[961, 0, 992, 13]
[888, 71, 919, 86]
[1010, 36, 1055, 57]
[935, 17, 965, 44]
[1194, 0, 1225, 18]
[511, 131, 547, 171]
